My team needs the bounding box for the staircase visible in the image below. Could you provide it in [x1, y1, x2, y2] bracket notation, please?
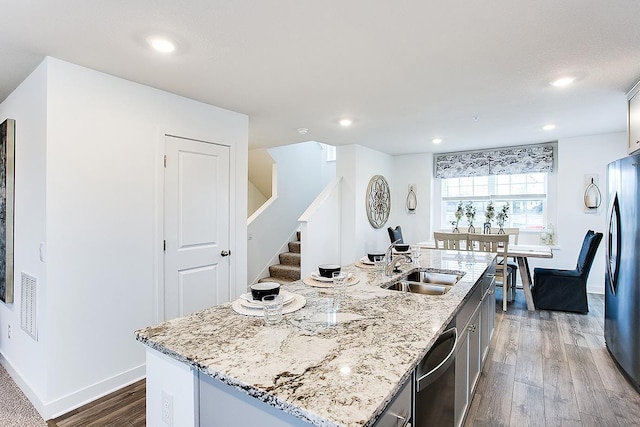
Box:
[258, 232, 301, 284]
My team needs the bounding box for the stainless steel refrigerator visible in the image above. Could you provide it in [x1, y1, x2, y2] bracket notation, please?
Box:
[605, 154, 640, 391]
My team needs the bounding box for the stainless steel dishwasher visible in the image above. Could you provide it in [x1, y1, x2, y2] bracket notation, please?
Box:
[414, 325, 458, 427]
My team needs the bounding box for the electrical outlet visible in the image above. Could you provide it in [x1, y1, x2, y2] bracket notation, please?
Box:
[7, 324, 11, 339]
[161, 390, 173, 426]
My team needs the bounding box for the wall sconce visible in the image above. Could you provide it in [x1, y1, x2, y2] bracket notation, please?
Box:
[584, 174, 601, 213]
[406, 184, 417, 213]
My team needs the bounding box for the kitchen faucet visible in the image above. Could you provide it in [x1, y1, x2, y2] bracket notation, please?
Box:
[385, 240, 411, 276]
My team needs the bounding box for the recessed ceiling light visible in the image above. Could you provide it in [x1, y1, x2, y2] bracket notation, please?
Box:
[543, 124, 556, 131]
[147, 36, 176, 54]
[339, 118, 352, 127]
[550, 77, 575, 87]
[432, 138, 443, 144]
[297, 128, 309, 135]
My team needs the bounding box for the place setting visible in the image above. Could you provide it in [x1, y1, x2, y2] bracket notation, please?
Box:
[356, 252, 385, 269]
[303, 264, 360, 288]
[231, 282, 306, 319]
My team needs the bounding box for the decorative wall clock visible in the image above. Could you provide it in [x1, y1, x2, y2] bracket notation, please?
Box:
[366, 175, 391, 229]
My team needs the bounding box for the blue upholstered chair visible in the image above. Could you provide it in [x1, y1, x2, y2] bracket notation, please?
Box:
[532, 230, 603, 314]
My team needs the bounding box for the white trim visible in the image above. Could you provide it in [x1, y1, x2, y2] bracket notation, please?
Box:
[228, 141, 240, 299]
[154, 128, 166, 324]
[0, 352, 145, 420]
[298, 177, 342, 223]
[248, 163, 278, 225]
[155, 128, 236, 321]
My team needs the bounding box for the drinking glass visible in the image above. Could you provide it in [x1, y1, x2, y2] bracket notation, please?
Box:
[333, 271, 348, 299]
[410, 244, 421, 265]
[262, 294, 283, 325]
[373, 255, 386, 275]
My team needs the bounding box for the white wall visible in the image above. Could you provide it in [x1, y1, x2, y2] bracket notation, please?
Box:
[541, 132, 626, 294]
[390, 153, 433, 244]
[336, 134, 625, 295]
[337, 145, 394, 264]
[247, 142, 334, 285]
[248, 148, 274, 216]
[298, 178, 342, 278]
[0, 59, 49, 407]
[248, 180, 268, 216]
[0, 57, 249, 419]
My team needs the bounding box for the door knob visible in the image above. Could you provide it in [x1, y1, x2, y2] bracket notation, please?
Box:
[221, 250, 231, 257]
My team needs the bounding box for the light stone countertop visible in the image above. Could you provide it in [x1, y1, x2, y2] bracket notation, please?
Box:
[135, 249, 496, 427]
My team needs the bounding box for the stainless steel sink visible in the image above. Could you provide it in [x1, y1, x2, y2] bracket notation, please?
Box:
[386, 281, 453, 295]
[405, 271, 462, 286]
[384, 270, 464, 295]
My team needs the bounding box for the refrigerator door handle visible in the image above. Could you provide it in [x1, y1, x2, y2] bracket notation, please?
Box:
[606, 193, 621, 295]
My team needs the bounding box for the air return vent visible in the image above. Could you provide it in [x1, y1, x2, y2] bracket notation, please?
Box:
[20, 272, 37, 340]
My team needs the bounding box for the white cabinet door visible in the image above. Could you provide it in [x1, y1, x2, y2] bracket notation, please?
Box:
[468, 308, 482, 395]
[481, 275, 496, 364]
[454, 330, 469, 427]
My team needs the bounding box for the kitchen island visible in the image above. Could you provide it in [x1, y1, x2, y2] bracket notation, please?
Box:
[135, 249, 496, 427]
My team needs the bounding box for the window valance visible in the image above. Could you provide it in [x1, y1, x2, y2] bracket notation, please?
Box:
[434, 144, 554, 179]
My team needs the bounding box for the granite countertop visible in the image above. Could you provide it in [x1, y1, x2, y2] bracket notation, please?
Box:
[135, 249, 495, 427]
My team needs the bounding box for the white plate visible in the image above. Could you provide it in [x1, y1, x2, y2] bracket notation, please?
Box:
[232, 293, 307, 317]
[359, 256, 375, 265]
[310, 272, 335, 282]
[304, 273, 359, 288]
[239, 290, 295, 309]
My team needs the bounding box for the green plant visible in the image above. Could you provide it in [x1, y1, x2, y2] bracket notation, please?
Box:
[484, 201, 495, 224]
[450, 201, 464, 228]
[465, 201, 476, 227]
[496, 204, 510, 227]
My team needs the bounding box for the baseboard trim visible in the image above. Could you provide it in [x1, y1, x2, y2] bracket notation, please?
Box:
[44, 364, 146, 420]
[0, 352, 47, 418]
[0, 353, 145, 420]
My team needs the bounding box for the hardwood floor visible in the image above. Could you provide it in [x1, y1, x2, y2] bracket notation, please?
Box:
[465, 291, 640, 427]
[46, 380, 145, 427]
[43, 292, 639, 426]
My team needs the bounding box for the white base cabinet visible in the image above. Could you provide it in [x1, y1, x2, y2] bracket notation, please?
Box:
[199, 373, 313, 427]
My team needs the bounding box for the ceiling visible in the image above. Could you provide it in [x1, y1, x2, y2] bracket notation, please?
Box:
[1, 1, 639, 155]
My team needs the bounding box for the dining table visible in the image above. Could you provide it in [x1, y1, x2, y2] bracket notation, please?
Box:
[503, 244, 554, 311]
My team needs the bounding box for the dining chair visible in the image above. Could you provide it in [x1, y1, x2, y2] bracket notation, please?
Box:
[490, 227, 520, 288]
[388, 225, 404, 245]
[531, 229, 602, 313]
[433, 232, 469, 250]
[467, 233, 512, 311]
[489, 227, 520, 244]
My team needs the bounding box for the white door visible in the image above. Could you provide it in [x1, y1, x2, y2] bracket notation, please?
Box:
[164, 135, 231, 320]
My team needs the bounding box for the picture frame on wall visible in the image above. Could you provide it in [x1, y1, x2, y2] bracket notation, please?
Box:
[0, 118, 15, 304]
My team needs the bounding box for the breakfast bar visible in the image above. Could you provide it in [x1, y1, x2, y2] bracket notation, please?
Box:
[135, 249, 497, 427]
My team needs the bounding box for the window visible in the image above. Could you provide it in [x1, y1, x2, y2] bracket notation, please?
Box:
[323, 144, 336, 162]
[441, 173, 547, 231]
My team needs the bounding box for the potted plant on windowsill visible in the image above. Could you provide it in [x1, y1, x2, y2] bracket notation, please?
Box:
[496, 204, 510, 234]
[465, 201, 476, 233]
[451, 201, 463, 232]
[484, 201, 495, 234]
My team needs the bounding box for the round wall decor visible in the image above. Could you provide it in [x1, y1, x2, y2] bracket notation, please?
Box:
[366, 175, 391, 229]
